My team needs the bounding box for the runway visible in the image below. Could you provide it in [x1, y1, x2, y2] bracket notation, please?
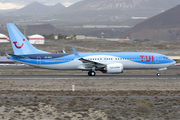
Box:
[0, 65, 179, 79]
[0, 65, 180, 69]
[0, 75, 180, 79]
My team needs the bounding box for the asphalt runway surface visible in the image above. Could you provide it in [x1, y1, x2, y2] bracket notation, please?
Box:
[0, 65, 180, 69]
[0, 75, 180, 79]
[0, 65, 179, 79]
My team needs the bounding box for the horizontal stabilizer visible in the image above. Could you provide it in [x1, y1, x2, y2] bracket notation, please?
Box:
[7, 54, 24, 58]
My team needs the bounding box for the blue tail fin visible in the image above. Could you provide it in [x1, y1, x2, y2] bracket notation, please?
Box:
[6, 23, 50, 55]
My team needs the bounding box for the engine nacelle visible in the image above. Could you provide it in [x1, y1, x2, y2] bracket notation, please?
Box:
[103, 63, 123, 74]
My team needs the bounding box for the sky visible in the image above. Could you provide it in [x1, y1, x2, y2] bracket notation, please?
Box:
[0, 0, 81, 10]
[0, 3, 24, 10]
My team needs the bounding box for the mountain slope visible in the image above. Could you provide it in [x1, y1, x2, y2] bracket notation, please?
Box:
[53, 0, 180, 22]
[64, 0, 180, 12]
[129, 4, 180, 41]
[11, 2, 65, 15]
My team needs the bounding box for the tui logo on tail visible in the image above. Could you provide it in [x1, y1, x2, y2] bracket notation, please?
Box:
[13, 39, 25, 49]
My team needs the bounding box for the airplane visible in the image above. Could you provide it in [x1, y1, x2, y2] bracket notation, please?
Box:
[6, 23, 175, 76]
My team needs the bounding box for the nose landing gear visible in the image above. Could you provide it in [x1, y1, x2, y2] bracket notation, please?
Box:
[157, 68, 167, 77]
[157, 73, 161, 77]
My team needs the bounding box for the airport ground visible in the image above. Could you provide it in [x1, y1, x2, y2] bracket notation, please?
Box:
[1, 39, 180, 56]
[0, 39, 180, 119]
[0, 67, 180, 120]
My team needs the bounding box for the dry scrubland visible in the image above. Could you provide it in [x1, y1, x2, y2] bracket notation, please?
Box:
[0, 40, 180, 119]
[42, 39, 180, 56]
[1, 39, 180, 56]
[0, 69, 180, 119]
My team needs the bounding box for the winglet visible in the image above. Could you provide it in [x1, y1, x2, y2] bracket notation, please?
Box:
[62, 50, 66, 53]
[72, 47, 80, 59]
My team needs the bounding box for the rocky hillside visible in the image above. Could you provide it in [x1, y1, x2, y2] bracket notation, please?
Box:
[63, 0, 180, 12]
[10, 2, 65, 15]
[129, 4, 180, 41]
[53, 0, 180, 22]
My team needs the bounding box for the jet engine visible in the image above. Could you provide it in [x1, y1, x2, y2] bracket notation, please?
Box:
[102, 63, 123, 74]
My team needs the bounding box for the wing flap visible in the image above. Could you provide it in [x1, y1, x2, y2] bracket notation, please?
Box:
[79, 58, 106, 70]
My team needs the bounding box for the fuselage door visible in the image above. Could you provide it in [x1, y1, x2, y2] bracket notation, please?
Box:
[155, 56, 159, 63]
[37, 57, 41, 65]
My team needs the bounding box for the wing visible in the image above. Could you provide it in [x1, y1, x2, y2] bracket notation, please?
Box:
[72, 47, 106, 70]
[79, 58, 106, 70]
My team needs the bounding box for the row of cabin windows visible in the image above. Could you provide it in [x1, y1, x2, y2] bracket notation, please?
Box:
[47, 57, 147, 61]
[85, 58, 146, 61]
[47, 59, 74, 61]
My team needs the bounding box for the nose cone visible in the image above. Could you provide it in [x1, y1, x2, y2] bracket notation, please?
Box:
[170, 59, 176, 66]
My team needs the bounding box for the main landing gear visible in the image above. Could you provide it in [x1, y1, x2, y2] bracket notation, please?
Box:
[88, 71, 96, 76]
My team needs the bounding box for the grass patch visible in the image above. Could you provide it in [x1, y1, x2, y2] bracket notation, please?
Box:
[136, 98, 154, 114]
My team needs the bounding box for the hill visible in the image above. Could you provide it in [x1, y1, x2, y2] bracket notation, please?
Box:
[53, 0, 180, 22]
[65, 0, 180, 11]
[11, 2, 65, 15]
[129, 4, 180, 41]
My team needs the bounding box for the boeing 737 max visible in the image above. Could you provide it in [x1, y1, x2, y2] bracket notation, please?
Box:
[6, 24, 175, 76]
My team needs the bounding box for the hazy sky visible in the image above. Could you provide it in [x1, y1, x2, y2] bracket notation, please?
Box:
[0, 0, 81, 9]
[0, 3, 24, 10]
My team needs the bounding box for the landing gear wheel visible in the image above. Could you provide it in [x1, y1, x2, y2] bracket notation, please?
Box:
[91, 71, 96, 76]
[88, 71, 91, 76]
[157, 73, 161, 77]
[88, 71, 96, 76]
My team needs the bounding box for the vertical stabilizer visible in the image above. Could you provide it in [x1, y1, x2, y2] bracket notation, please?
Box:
[6, 23, 49, 55]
